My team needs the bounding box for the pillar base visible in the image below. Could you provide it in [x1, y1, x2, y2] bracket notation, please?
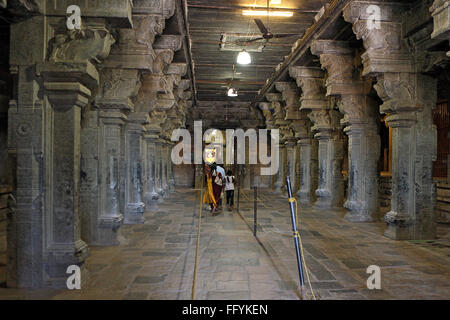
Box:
[169, 180, 176, 192]
[297, 191, 315, 207]
[344, 200, 379, 222]
[273, 183, 283, 194]
[384, 211, 436, 240]
[124, 203, 145, 224]
[157, 190, 166, 203]
[314, 189, 341, 209]
[144, 191, 160, 209]
[93, 215, 124, 246]
[43, 240, 89, 289]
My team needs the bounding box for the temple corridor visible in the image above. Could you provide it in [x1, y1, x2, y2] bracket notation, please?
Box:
[1, 0, 450, 302]
[0, 189, 448, 300]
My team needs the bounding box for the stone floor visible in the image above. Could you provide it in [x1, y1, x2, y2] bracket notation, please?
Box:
[0, 188, 449, 300]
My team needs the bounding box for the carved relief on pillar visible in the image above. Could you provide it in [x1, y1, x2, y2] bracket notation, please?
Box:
[258, 102, 275, 129]
[48, 28, 116, 64]
[266, 93, 291, 134]
[374, 72, 421, 125]
[307, 108, 340, 133]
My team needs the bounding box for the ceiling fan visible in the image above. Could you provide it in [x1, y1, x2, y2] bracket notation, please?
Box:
[242, 0, 301, 44]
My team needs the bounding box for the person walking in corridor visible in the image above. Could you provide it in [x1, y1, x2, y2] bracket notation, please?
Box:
[202, 164, 217, 212]
[225, 170, 235, 211]
[214, 162, 225, 209]
[211, 163, 223, 214]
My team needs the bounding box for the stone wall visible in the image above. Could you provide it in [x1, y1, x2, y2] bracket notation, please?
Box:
[435, 181, 450, 223]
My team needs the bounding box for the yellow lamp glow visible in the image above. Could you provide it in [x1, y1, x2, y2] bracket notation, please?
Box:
[242, 10, 293, 17]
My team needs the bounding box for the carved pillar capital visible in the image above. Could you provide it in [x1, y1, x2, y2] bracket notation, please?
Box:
[96, 68, 140, 112]
[290, 118, 310, 140]
[311, 40, 367, 96]
[307, 109, 338, 135]
[259, 102, 276, 129]
[374, 72, 438, 127]
[147, 109, 168, 134]
[275, 81, 302, 121]
[343, 1, 414, 76]
[289, 66, 328, 112]
[153, 49, 175, 75]
[105, 15, 166, 71]
[48, 27, 116, 65]
[37, 62, 99, 111]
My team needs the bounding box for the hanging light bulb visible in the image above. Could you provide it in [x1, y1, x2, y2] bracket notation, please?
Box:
[237, 49, 251, 65]
[227, 88, 238, 97]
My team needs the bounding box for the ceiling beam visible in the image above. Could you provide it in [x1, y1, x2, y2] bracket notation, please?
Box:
[196, 79, 266, 85]
[187, 3, 320, 13]
[195, 63, 276, 68]
[180, 0, 198, 105]
[191, 39, 294, 47]
[252, 0, 351, 104]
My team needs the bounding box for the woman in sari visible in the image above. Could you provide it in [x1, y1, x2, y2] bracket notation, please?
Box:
[211, 164, 223, 213]
[202, 164, 217, 212]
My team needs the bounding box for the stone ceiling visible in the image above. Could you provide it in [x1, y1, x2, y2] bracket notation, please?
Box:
[186, 0, 331, 102]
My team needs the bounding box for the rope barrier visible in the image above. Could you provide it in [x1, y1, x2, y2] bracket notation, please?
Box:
[191, 174, 316, 300]
[191, 173, 204, 300]
[288, 196, 317, 300]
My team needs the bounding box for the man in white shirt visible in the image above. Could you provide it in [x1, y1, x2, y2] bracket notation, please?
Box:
[225, 170, 235, 211]
[214, 163, 225, 209]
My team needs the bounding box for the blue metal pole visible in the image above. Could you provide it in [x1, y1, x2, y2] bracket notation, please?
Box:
[286, 176, 305, 288]
[254, 186, 257, 237]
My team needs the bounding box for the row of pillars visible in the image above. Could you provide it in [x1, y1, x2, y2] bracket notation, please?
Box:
[260, 0, 450, 241]
[5, 0, 189, 288]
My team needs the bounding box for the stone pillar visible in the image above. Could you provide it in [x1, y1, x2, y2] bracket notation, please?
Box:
[155, 140, 164, 199]
[81, 68, 143, 245]
[311, 40, 381, 222]
[266, 93, 289, 193]
[134, 33, 182, 200]
[275, 82, 303, 192]
[344, 1, 438, 239]
[194, 164, 203, 189]
[80, 106, 127, 246]
[143, 129, 159, 209]
[167, 142, 176, 192]
[290, 67, 344, 209]
[285, 137, 298, 191]
[310, 108, 345, 209]
[297, 134, 318, 206]
[163, 141, 170, 196]
[39, 63, 95, 286]
[6, 2, 131, 287]
[124, 113, 149, 224]
[143, 111, 167, 207]
[290, 116, 318, 206]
